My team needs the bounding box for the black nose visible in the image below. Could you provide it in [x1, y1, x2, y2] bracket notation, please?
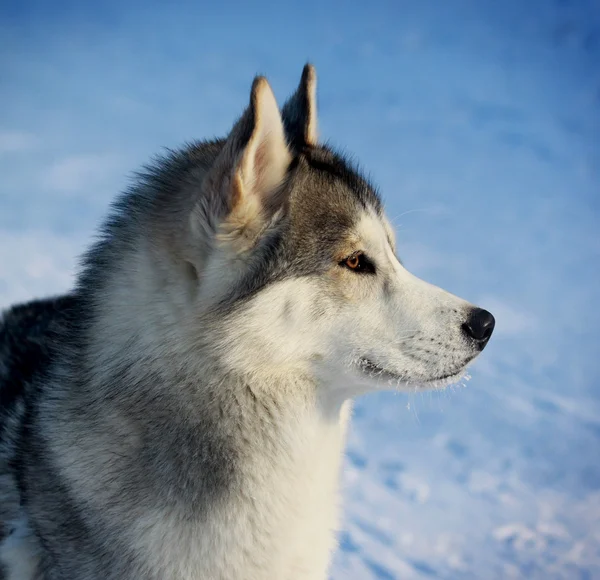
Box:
[462, 308, 495, 346]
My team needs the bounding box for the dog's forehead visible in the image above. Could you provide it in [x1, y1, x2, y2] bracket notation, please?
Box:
[287, 146, 382, 242]
[301, 146, 381, 210]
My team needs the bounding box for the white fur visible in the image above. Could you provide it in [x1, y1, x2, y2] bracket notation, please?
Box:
[123, 403, 351, 579]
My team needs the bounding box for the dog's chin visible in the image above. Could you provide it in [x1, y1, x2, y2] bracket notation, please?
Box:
[355, 358, 470, 391]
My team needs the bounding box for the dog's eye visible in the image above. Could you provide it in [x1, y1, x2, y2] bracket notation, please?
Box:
[341, 252, 375, 274]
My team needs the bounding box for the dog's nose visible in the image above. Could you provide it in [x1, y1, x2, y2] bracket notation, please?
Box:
[462, 308, 495, 346]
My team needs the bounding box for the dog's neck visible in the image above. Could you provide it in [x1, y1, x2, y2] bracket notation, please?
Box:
[58, 259, 351, 577]
[79, 288, 349, 464]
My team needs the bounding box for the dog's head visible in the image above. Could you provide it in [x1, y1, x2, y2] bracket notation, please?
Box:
[98, 65, 494, 402]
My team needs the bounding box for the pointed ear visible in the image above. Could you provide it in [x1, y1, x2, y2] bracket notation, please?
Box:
[203, 76, 292, 242]
[233, 76, 291, 207]
[282, 63, 318, 150]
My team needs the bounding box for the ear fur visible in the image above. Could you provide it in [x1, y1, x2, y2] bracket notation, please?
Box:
[233, 77, 292, 207]
[281, 63, 318, 150]
[202, 76, 292, 248]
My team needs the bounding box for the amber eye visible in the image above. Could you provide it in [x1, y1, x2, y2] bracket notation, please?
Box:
[340, 252, 376, 274]
[346, 254, 360, 269]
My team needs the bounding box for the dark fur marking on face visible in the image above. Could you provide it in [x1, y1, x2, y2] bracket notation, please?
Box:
[213, 145, 383, 314]
[301, 146, 382, 214]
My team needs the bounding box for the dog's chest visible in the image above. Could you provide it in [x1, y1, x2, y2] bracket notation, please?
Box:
[135, 410, 349, 580]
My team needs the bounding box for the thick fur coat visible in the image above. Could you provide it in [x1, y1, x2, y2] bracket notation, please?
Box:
[0, 65, 494, 579]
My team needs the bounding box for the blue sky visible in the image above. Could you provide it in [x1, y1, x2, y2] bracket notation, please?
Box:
[1, 1, 599, 577]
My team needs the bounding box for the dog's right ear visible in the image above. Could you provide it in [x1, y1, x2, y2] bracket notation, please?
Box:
[282, 63, 318, 151]
[201, 76, 292, 250]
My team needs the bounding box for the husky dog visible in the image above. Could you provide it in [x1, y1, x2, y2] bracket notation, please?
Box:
[0, 65, 494, 579]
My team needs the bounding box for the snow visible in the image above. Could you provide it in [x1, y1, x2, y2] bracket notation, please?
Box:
[1, 0, 599, 577]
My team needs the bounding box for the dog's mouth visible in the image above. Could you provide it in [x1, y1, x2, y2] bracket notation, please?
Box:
[358, 358, 404, 382]
[356, 357, 469, 389]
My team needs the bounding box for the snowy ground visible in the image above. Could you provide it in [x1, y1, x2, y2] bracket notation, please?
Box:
[1, 1, 599, 578]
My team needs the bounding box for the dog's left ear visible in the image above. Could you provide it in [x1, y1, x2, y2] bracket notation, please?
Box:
[282, 63, 318, 150]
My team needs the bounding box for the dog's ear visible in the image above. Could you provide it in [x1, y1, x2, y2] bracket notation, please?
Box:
[202, 76, 291, 246]
[282, 63, 318, 150]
